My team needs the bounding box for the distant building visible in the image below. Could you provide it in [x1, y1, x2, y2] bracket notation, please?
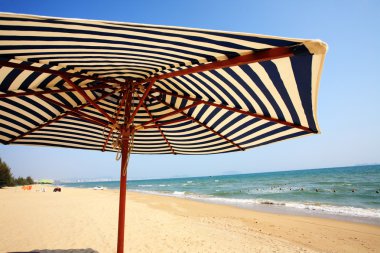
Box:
[36, 179, 54, 184]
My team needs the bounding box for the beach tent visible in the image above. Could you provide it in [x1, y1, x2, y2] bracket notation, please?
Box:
[0, 13, 327, 253]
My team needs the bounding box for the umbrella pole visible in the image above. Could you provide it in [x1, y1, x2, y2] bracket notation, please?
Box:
[117, 127, 130, 253]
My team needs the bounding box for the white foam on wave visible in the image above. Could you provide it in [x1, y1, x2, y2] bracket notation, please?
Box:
[246, 188, 291, 194]
[130, 189, 380, 220]
[284, 202, 380, 218]
[173, 191, 185, 195]
[204, 197, 380, 219]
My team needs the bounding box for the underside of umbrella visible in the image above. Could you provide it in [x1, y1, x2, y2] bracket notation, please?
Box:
[0, 13, 327, 253]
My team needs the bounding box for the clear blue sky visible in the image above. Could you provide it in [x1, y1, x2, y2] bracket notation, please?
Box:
[0, 0, 379, 180]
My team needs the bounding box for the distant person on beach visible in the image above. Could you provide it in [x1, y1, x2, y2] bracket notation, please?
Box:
[53, 187, 61, 192]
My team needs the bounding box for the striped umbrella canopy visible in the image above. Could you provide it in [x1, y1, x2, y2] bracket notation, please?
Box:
[0, 12, 327, 253]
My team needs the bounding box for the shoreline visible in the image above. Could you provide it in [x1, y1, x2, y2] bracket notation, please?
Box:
[128, 189, 380, 226]
[140, 189, 380, 226]
[60, 164, 380, 227]
[62, 183, 380, 226]
[1, 185, 379, 252]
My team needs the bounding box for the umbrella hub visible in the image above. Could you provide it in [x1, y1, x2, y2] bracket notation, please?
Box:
[110, 83, 136, 161]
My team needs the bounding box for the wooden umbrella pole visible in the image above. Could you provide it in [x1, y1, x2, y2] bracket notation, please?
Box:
[117, 126, 130, 253]
[117, 83, 134, 253]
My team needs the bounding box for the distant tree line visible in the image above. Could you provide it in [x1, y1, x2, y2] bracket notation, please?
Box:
[0, 158, 34, 188]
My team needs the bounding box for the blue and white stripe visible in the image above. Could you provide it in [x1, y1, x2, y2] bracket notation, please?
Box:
[0, 13, 327, 154]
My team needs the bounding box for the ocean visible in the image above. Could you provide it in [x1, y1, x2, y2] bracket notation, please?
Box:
[63, 165, 380, 225]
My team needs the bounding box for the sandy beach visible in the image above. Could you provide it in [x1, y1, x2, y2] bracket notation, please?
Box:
[0, 186, 379, 253]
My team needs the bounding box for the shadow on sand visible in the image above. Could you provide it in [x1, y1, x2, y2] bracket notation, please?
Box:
[9, 249, 99, 253]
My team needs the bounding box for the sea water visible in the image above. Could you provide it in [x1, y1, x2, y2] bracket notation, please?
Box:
[63, 165, 380, 224]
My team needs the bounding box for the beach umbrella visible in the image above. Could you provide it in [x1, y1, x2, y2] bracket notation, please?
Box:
[0, 13, 327, 253]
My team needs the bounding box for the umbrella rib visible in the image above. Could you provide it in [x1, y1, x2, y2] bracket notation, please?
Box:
[139, 98, 176, 154]
[0, 59, 126, 86]
[102, 87, 130, 152]
[67, 112, 111, 128]
[36, 94, 110, 128]
[102, 128, 116, 152]
[141, 118, 191, 130]
[5, 90, 117, 144]
[154, 97, 245, 151]
[60, 75, 116, 124]
[0, 84, 118, 99]
[152, 89, 316, 133]
[134, 47, 295, 86]
[114, 87, 131, 125]
[135, 101, 202, 130]
[128, 79, 155, 125]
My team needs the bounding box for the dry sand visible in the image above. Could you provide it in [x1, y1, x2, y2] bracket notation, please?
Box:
[0, 185, 379, 253]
